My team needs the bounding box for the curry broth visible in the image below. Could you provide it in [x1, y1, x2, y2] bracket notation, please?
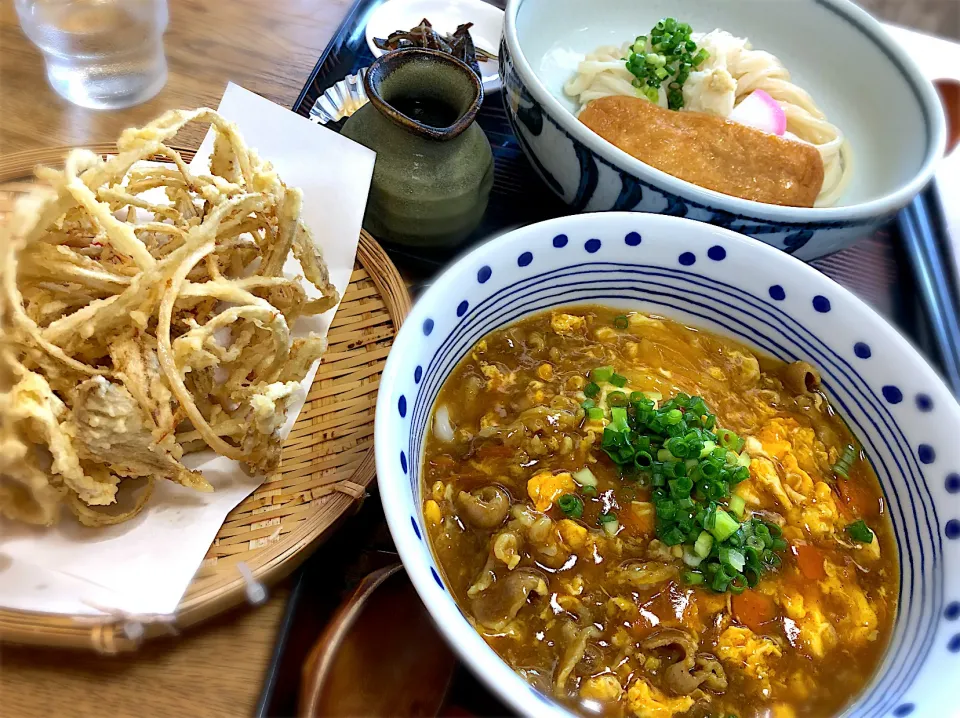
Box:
[421, 306, 897, 718]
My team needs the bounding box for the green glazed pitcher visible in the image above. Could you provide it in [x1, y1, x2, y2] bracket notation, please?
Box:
[342, 48, 494, 248]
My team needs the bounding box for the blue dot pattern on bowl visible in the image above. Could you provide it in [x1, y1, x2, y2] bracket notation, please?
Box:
[518, 251, 533, 267]
[411, 516, 421, 540]
[414, 365, 423, 384]
[398, 395, 407, 417]
[679, 252, 696, 266]
[400, 223, 952, 717]
[947, 474, 960, 493]
[883, 386, 904, 404]
[400, 451, 407, 474]
[423, 318, 434, 336]
[430, 567, 444, 589]
[708, 245, 726, 261]
[457, 300, 469, 317]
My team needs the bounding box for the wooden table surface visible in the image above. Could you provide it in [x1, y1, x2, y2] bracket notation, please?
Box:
[0, 0, 350, 715]
[0, 0, 352, 154]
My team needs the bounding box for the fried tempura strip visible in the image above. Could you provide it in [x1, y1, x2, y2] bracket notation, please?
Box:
[2, 194, 105, 377]
[293, 222, 339, 314]
[3, 107, 339, 526]
[63, 152, 157, 269]
[41, 194, 265, 349]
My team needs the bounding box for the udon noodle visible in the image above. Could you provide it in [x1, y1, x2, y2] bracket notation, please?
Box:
[565, 30, 852, 207]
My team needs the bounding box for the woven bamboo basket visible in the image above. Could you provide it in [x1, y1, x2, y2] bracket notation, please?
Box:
[0, 146, 411, 653]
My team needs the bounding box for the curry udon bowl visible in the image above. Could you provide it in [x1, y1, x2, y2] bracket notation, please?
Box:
[500, 0, 946, 261]
[375, 212, 960, 717]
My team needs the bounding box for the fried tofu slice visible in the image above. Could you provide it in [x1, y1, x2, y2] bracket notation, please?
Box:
[579, 95, 824, 208]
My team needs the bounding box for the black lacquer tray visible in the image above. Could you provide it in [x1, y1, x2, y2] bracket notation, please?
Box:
[258, 1, 960, 714]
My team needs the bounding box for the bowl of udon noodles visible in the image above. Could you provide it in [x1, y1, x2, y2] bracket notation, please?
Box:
[498, 0, 946, 260]
[375, 212, 960, 718]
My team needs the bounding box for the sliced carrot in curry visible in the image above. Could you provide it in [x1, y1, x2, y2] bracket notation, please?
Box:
[836, 476, 877, 518]
[619, 501, 656, 537]
[732, 590, 777, 633]
[791, 542, 826, 580]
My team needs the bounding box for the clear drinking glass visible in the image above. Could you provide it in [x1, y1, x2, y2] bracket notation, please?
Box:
[15, 0, 169, 110]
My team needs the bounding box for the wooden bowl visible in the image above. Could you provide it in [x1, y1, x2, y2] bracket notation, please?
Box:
[300, 564, 456, 717]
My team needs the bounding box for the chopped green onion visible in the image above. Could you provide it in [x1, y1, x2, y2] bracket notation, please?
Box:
[582, 485, 598, 497]
[591, 366, 614, 383]
[610, 372, 628, 388]
[661, 526, 685, 546]
[610, 407, 630, 432]
[846, 519, 875, 543]
[746, 536, 765, 552]
[557, 494, 584, 519]
[716, 428, 744, 452]
[709, 508, 740, 542]
[833, 444, 858, 479]
[572, 467, 598, 487]
[581, 399, 596, 410]
[710, 568, 730, 593]
[682, 570, 704, 585]
[586, 407, 605, 421]
[597, 512, 618, 530]
[694, 531, 714, 558]
[613, 315, 629, 330]
[592, 388, 787, 594]
[729, 574, 748, 595]
[602, 518, 620, 537]
[606, 390, 628, 407]
[664, 409, 684, 425]
[584, 382, 600, 399]
[719, 547, 746, 573]
[669, 476, 693, 499]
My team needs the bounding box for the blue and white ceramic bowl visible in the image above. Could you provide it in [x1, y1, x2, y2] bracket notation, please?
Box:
[375, 212, 960, 717]
[499, 0, 947, 260]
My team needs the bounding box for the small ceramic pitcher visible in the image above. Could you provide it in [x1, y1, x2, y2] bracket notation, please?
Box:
[342, 48, 494, 248]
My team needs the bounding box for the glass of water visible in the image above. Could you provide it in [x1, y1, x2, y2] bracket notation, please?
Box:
[15, 0, 169, 110]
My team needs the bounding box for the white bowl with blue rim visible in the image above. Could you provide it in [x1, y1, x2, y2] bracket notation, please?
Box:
[498, 0, 947, 260]
[375, 211, 960, 718]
